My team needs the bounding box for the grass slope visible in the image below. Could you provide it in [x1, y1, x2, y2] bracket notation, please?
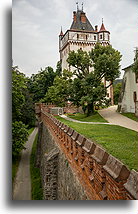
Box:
[67, 112, 108, 123]
[30, 133, 43, 200]
[56, 116, 138, 171]
[121, 113, 138, 122]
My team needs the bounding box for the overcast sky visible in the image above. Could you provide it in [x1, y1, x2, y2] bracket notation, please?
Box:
[12, 0, 137, 77]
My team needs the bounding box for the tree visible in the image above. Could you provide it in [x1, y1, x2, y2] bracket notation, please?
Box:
[67, 44, 122, 115]
[67, 49, 91, 78]
[90, 43, 121, 86]
[113, 82, 122, 105]
[132, 48, 138, 77]
[55, 61, 62, 77]
[28, 66, 56, 103]
[12, 121, 28, 157]
[43, 70, 72, 106]
[12, 66, 27, 121]
[21, 83, 36, 127]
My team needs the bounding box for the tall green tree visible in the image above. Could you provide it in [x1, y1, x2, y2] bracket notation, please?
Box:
[12, 66, 29, 157]
[12, 66, 27, 121]
[43, 70, 72, 106]
[132, 48, 138, 77]
[55, 61, 62, 77]
[113, 82, 122, 105]
[67, 44, 122, 115]
[28, 66, 56, 103]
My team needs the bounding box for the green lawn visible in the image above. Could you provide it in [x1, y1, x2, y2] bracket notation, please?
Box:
[30, 133, 43, 200]
[56, 116, 138, 171]
[67, 112, 108, 123]
[121, 113, 138, 122]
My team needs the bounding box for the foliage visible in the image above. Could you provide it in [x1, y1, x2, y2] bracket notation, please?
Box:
[67, 49, 91, 78]
[12, 66, 35, 127]
[113, 82, 122, 105]
[132, 48, 138, 75]
[30, 133, 43, 200]
[43, 69, 73, 106]
[90, 43, 121, 83]
[55, 60, 62, 77]
[56, 116, 138, 170]
[28, 66, 56, 103]
[12, 121, 29, 157]
[12, 66, 27, 121]
[21, 85, 36, 127]
[67, 44, 122, 115]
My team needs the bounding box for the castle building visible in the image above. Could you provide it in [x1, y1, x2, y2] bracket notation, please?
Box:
[59, 5, 113, 104]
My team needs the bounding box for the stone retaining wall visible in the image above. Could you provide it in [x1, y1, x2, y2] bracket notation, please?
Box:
[35, 103, 138, 200]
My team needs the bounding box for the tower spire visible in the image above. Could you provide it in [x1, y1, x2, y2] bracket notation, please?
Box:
[76, 2, 79, 11]
[99, 19, 106, 32]
[82, 2, 84, 11]
[59, 26, 63, 36]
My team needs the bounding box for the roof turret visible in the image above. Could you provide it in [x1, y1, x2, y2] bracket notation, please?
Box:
[99, 19, 107, 32]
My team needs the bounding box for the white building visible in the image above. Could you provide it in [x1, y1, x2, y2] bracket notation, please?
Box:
[59, 6, 113, 104]
[59, 8, 110, 71]
[118, 64, 138, 115]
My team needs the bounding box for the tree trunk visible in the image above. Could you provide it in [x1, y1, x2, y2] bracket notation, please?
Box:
[87, 103, 94, 116]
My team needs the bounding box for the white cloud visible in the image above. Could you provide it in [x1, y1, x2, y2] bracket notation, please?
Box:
[12, 0, 137, 77]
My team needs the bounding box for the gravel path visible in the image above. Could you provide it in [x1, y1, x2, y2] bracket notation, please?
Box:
[12, 127, 38, 200]
[98, 106, 138, 132]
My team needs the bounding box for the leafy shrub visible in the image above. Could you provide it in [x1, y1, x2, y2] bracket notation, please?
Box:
[12, 121, 29, 157]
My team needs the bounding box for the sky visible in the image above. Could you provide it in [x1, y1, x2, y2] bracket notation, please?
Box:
[12, 0, 137, 77]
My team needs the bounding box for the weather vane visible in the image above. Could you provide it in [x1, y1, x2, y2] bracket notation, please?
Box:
[82, 2, 84, 11]
[76, 2, 79, 10]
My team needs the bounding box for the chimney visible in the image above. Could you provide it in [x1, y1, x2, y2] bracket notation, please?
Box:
[73, 11, 77, 22]
[80, 12, 86, 23]
[95, 25, 98, 32]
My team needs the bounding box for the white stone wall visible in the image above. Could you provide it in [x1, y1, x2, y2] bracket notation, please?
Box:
[121, 68, 138, 113]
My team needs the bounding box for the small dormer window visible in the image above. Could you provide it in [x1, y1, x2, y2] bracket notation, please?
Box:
[100, 34, 102, 39]
[94, 35, 96, 40]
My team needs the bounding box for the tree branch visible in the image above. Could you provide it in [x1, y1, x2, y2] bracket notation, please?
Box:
[106, 82, 113, 89]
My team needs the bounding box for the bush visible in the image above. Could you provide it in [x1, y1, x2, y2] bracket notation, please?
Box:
[12, 121, 29, 157]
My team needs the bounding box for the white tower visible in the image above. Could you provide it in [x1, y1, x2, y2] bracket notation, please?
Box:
[59, 6, 113, 104]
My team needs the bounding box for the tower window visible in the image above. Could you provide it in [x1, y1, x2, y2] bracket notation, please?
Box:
[100, 34, 102, 39]
[77, 34, 79, 40]
[94, 35, 96, 40]
[86, 35, 88, 40]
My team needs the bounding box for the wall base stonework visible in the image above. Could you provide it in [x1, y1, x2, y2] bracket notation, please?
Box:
[36, 122, 89, 200]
